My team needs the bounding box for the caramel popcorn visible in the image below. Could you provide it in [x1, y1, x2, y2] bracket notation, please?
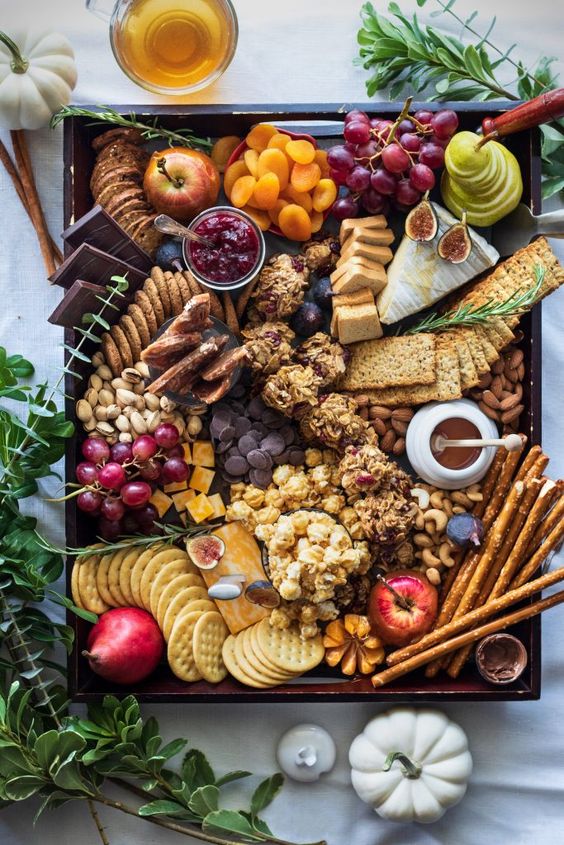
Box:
[293, 333, 348, 388]
[262, 365, 322, 419]
[300, 393, 376, 450]
[241, 322, 295, 379]
[251, 253, 310, 321]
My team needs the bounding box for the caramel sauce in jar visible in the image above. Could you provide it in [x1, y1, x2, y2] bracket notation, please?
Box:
[431, 417, 481, 470]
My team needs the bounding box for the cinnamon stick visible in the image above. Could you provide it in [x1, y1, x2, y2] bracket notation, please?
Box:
[10, 129, 56, 276]
[372, 590, 564, 687]
[387, 565, 564, 667]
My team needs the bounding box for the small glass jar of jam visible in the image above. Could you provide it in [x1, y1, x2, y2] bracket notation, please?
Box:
[183, 206, 265, 292]
[406, 399, 499, 489]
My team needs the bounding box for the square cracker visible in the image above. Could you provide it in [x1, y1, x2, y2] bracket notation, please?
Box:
[452, 336, 479, 390]
[451, 327, 489, 376]
[339, 334, 436, 391]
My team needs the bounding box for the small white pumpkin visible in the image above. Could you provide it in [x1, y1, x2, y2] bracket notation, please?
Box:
[0, 29, 77, 130]
[349, 707, 472, 824]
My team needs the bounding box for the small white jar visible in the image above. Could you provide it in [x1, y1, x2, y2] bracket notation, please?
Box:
[406, 399, 498, 490]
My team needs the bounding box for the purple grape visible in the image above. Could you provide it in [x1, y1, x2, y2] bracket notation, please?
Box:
[409, 163, 436, 192]
[330, 167, 348, 186]
[139, 458, 162, 482]
[121, 481, 152, 507]
[101, 497, 125, 522]
[153, 423, 179, 449]
[414, 109, 434, 126]
[345, 109, 370, 125]
[395, 179, 421, 207]
[398, 118, 415, 134]
[361, 190, 389, 215]
[355, 139, 380, 162]
[122, 512, 140, 534]
[344, 121, 371, 145]
[381, 143, 410, 174]
[370, 168, 397, 196]
[98, 517, 122, 541]
[132, 434, 158, 461]
[419, 143, 445, 169]
[110, 442, 133, 465]
[399, 132, 421, 153]
[331, 195, 359, 220]
[161, 458, 190, 484]
[81, 437, 110, 464]
[76, 461, 98, 486]
[135, 503, 159, 529]
[431, 109, 459, 139]
[77, 490, 103, 514]
[327, 145, 355, 173]
[346, 165, 371, 192]
[166, 444, 185, 459]
[97, 462, 127, 490]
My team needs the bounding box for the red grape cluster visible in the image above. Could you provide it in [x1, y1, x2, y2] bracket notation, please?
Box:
[328, 107, 459, 219]
[76, 423, 188, 540]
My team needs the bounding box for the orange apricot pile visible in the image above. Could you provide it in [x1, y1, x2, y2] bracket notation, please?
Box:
[223, 124, 338, 241]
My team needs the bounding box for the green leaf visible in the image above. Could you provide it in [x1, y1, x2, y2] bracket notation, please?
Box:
[215, 770, 252, 787]
[156, 738, 187, 761]
[138, 799, 189, 817]
[241, 812, 273, 836]
[203, 810, 263, 841]
[6, 356, 34, 378]
[188, 785, 219, 817]
[542, 176, 564, 199]
[250, 773, 284, 817]
[463, 44, 486, 81]
[4, 775, 45, 800]
[182, 749, 215, 791]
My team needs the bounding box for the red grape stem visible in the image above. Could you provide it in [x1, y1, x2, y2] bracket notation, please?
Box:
[386, 96, 413, 145]
[46, 485, 104, 503]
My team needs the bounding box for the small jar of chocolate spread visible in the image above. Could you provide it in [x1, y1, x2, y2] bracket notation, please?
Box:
[475, 633, 528, 684]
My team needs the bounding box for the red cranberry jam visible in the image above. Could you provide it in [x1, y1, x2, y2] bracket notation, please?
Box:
[188, 211, 260, 284]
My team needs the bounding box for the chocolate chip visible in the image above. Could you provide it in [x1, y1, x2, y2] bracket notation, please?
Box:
[225, 456, 249, 475]
[234, 417, 251, 437]
[288, 448, 305, 466]
[251, 422, 268, 437]
[248, 397, 265, 419]
[247, 449, 269, 469]
[274, 450, 290, 465]
[238, 434, 257, 456]
[249, 468, 272, 488]
[262, 408, 283, 427]
[260, 432, 286, 456]
[215, 441, 231, 454]
[219, 425, 236, 443]
[221, 471, 245, 484]
[228, 383, 246, 398]
[227, 446, 241, 458]
[280, 425, 295, 446]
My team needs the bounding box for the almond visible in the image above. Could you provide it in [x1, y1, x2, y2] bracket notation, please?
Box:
[481, 389, 501, 410]
[514, 382, 524, 401]
[490, 375, 504, 398]
[392, 407, 414, 422]
[479, 400, 501, 422]
[380, 429, 396, 452]
[371, 418, 388, 437]
[354, 394, 370, 407]
[477, 372, 492, 389]
[358, 407, 369, 420]
[499, 393, 521, 411]
[369, 405, 392, 420]
[492, 359, 505, 375]
[501, 404, 524, 424]
[392, 437, 406, 456]
[505, 367, 519, 384]
[391, 418, 408, 435]
[508, 349, 524, 369]
[517, 362, 525, 380]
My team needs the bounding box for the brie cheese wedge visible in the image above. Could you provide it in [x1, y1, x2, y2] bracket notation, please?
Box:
[377, 203, 499, 325]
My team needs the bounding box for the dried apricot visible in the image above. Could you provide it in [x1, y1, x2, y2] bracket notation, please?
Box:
[310, 211, 324, 233]
[280, 185, 313, 213]
[286, 139, 316, 165]
[312, 178, 338, 212]
[290, 162, 321, 193]
[278, 204, 312, 241]
[257, 148, 289, 190]
[244, 148, 260, 177]
[314, 149, 331, 178]
[267, 133, 291, 152]
[224, 160, 250, 198]
[253, 172, 280, 210]
[231, 175, 257, 208]
[211, 135, 241, 173]
[245, 123, 278, 152]
[268, 198, 289, 226]
[242, 206, 271, 231]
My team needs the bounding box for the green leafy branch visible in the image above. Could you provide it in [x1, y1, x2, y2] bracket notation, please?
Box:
[50, 105, 213, 152]
[406, 263, 544, 333]
[356, 0, 564, 198]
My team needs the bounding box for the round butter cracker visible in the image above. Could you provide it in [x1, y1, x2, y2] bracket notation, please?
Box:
[193, 611, 229, 683]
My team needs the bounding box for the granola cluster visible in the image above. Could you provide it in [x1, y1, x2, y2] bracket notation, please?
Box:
[293, 333, 348, 388]
[302, 236, 340, 274]
[250, 254, 310, 322]
[300, 393, 376, 450]
[261, 365, 322, 419]
[339, 443, 409, 496]
[241, 322, 295, 380]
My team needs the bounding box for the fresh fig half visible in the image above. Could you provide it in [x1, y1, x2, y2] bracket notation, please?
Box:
[405, 193, 438, 242]
[437, 211, 472, 263]
[446, 512, 484, 548]
[186, 535, 225, 569]
[244, 579, 281, 608]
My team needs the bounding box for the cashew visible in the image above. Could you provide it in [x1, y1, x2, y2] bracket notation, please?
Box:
[410, 487, 430, 510]
[426, 567, 441, 585]
[430, 491, 445, 509]
[442, 498, 454, 517]
[422, 508, 448, 534]
[413, 532, 434, 548]
[439, 542, 456, 567]
[452, 505, 466, 514]
[421, 547, 441, 568]
[467, 491, 483, 502]
[415, 511, 426, 531]
[451, 491, 473, 508]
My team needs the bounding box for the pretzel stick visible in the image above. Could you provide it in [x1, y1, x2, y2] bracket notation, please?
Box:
[235, 275, 260, 320]
[387, 565, 564, 667]
[372, 590, 564, 687]
[511, 502, 564, 588]
[425, 449, 522, 677]
[10, 129, 56, 276]
[0, 138, 62, 264]
[523, 482, 563, 559]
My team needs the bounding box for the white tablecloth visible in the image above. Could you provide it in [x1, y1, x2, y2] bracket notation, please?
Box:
[1, 1, 564, 842]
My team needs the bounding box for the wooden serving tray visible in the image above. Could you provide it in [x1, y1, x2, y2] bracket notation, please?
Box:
[63, 103, 542, 702]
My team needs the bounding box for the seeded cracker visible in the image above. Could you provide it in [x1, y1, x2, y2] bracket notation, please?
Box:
[339, 334, 436, 391]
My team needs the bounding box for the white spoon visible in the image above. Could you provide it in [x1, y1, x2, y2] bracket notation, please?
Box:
[432, 433, 524, 453]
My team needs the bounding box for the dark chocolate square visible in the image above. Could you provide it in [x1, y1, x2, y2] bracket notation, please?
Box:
[48, 279, 128, 329]
[49, 243, 147, 292]
[62, 205, 153, 273]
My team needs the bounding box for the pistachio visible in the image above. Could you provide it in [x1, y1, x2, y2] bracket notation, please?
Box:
[94, 406, 108, 421]
[84, 387, 99, 407]
[144, 392, 160, 411]
[83, 416, 97, 432]
[116, 388, 138, 407]
[106, 403, 121, 420]
[89, 373, 103, 391]
[115, 414, 131, 432]
[135, 396, 146, 411]
[146, 411, 161, 432]
[187, 415, 203, 437]
[122, 367, 143, 384]
[122, 406, 133, 418]
[96, 364, 113, 381]
[119, 431, 133, 443]
[98, 388, 115, 407]
[91, 351, 105, 367]
[111, 378, 131, 391]
[134, 361, 150, 378]
[95, 421, 114, 436]
[133, 381, 145, 395]
[76, 399, 93, 422]
[130, 411, 147, 434]
[160, 396, 176, 413]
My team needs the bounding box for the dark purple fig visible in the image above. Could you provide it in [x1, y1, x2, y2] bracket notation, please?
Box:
[155, 238, 184, 271]
[446, 513, 484, 548]
[186, 535, 225, 569]
[245, 580, 281, 608]
[311, 276, 334, 311]
[290, 302, 324, 337]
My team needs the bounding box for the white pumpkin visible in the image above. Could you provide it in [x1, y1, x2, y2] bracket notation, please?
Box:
[0, 29, 77, 130]
[349, 707, 472, 824]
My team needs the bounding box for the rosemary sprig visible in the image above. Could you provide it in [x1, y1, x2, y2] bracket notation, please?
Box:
[37, 521, 211, 558]
[405, 264, 544, 334]
[50, 105, 212, 152]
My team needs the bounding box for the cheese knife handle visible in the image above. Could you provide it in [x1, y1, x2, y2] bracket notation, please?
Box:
[481, 89, 564, 139]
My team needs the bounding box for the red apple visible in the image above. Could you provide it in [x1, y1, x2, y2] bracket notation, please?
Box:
[143, 147, 220, 223]
[368, 570, 438, 647]
[83, 607, 164, 685]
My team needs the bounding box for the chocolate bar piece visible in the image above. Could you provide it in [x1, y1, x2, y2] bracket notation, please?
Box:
[48, 279, 110, 328]
[49, 243, 146, 292]
[62, 205, 153, 272]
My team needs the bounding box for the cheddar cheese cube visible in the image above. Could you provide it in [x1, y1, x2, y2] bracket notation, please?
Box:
[186, 493, 215, 524]
[192, 440, 215, 467]
[164, 481, 188, 494]
[207, 493, 226, 519]
[182, 442, 192, 463]
[149, 489, 173, 518]
[172, 488, 197, 513]
[189, 466, 215, 494]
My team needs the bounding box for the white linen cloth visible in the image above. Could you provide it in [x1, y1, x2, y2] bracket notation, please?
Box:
[0, 0, 563, 842]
